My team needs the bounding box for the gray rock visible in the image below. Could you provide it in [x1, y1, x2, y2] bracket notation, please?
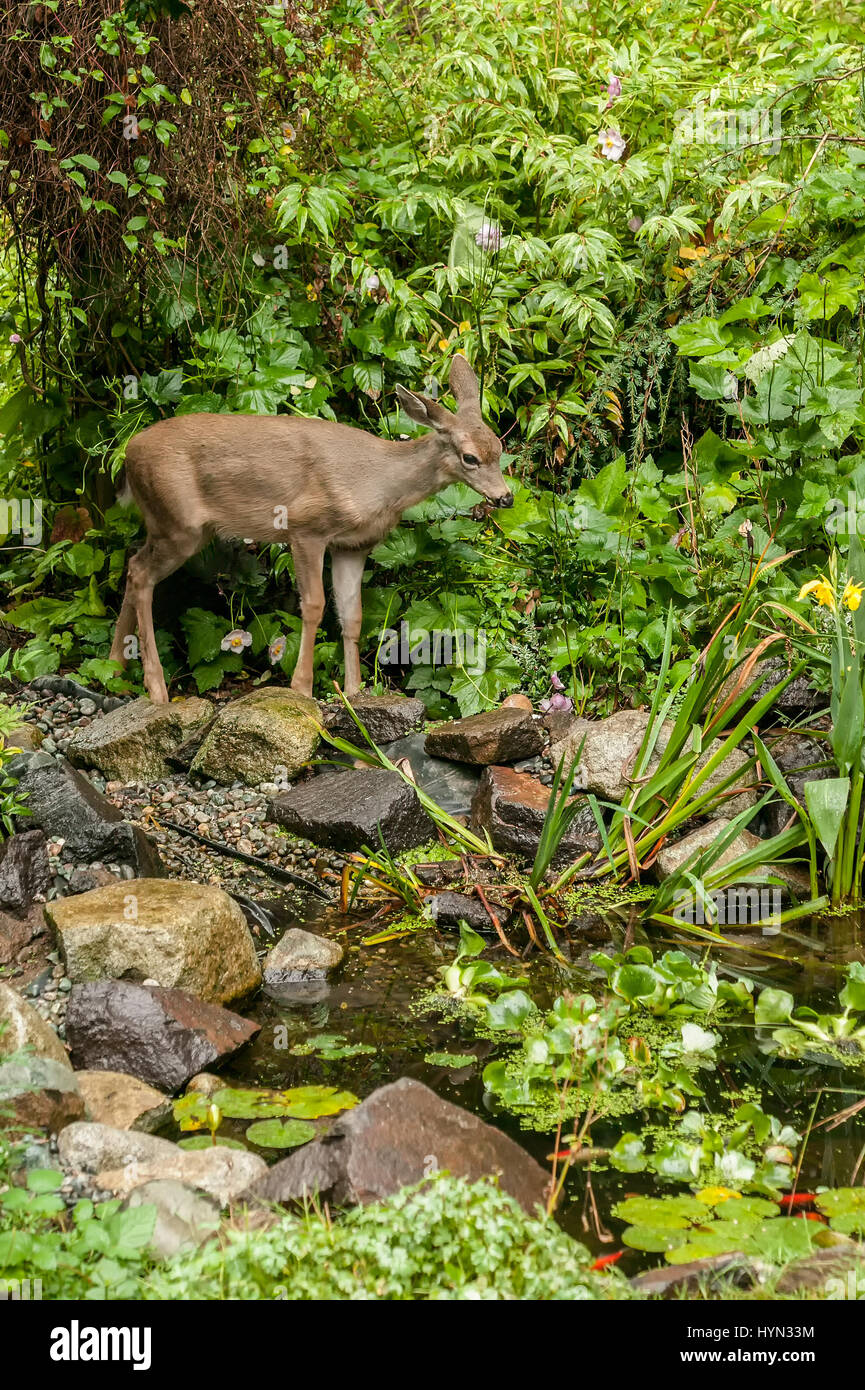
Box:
[7, 754, 163, 876]
[190, 688, 320, 787]
[0, 981, 71, 1068]
[0, 1055, 84, 1132]
[58, 1121, 265, 1206]
[65, 980, 260, 1091]
[720, 656, 824, 718]
[2, 723, 43, 753]
[66, 697, 214, 781]
[377, 732, 480, 816]
[552, 708, 757, 819]
[321, 695, 425, 744]
[426, 891, 505, 934]
[654, 818, 812, 898]
[74, 1070, 170, 1132]
[263, 927, 344, 984]
[425, 707, 544, 765]
[244, 1077, 549, 1216]
[46, 878, 261, 1005]
[58, 1120, 178, 1173]
[762, 730, 832, 839]
[0, 830, 50, 911]
[122, 1180, 221, 1258]
[631, 1253, 753, 1297]
[470, 765, 600, 867]
[270, 767, 434, 853]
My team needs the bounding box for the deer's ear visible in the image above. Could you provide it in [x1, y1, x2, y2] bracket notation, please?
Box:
[449, 354, 480, 406]
[395, 384, 452, 430]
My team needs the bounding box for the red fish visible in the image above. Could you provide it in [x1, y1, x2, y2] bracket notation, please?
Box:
[591, 1251, 625, 1271]
[779, 1193, 817, 1208]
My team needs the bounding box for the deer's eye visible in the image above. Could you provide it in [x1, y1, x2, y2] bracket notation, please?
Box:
[462, 453, 480, 467]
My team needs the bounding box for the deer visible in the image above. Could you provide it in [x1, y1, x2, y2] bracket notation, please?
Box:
[109, 355, 512, 704]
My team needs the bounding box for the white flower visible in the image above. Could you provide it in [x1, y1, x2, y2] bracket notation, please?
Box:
[723, 372, 739, 401]
[221, 629, 252, 653]
[252, 251, 266, 268]
[268, 634, 287, 664]
[474, 220, 501, 253]
[598, 129, 626, 161]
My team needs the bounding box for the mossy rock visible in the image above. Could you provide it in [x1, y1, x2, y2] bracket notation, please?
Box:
[190, 688, 320, 787]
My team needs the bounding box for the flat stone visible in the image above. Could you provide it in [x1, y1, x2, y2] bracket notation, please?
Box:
[65, 980, 260, 1091]
[47, 878, 261, 1005]
[0, 830, 50, 912]
[426, 891, 506, 934]
[58, 1120, 179, 1172]
[320, 695, 425, 744]
[98, 1145, 266, 1206]
[0, 1055, 84, 1132]
[425, 707, 544, 765]
[0, 980, 71, 1068]
[244, 1077, 549, 1216]
[122, 1180, 221, 1258]
[6, 753, 163, 875]
[75, 1070, 170, 1132]
[776, 1245, 865, 1295]
[470, 765, 600, 867]
[190, 688, 320, 787]
[654, 819, 812, 898]
[2, 723, 43, 753]
[262, 927, 344, 984]
[270, 767, 433, 854]
[631, 1253, 753, 1297]
[66, 697, 214, 781]
[552, 708, 756, 819]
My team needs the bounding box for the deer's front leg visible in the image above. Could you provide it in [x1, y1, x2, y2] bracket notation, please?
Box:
[331, 548, 368, 700]
[290, 537, 326, 698]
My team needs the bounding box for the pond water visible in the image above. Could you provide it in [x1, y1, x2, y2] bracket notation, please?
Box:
[163, 891, 865, 1266]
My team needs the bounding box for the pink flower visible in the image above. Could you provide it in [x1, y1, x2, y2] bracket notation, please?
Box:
[627, 215, 643, 233]
[550, 671, 565, 692]
[268, 633, 287, 664]
[599, 129, 626, 162]
[9, 333, 21, 344]
[606, 75, 621, 107]
[475, 220, 501, 253]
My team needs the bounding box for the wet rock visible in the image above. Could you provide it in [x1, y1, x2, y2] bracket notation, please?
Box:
[470, 765, 601, 867]
[631, 1253, 753, 1297]
[67, 866, 120, 895]
[719, 656, 824, 718]
[0, 980, 70, 1068]
[46, 878, 261, 1005]
[2, 723, 43, 753]
[122, 1180, 221, 1258]
[186, 1071, 223, 1097]
[262, 927, 344, 984]
[190, 688, 320, 787]
[97, 1144, 266, 1206]
[425, 707, 544, 765]
[0, 830, 50, 911]
[0, 1055, 84, 1132]
[244, 1077, 549, 1216]
[0, 904, 46, 968]
[762, 730, 832, 839]
[320, 694, 425, 744]
[551, 709, 757, 819]
[270, 767, 433, 854]
[6, 753, 163, 876]
[426, 891, 506, 934]
[65, 980, 260, 1091]
[66, 697, 215, 781]
[75, 1070, 170, 1132]
[654, 819, 812, 897]
[412, 861, 461, 888]
[377, 732, 480, 816]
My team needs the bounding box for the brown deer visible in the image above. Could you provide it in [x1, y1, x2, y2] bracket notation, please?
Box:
[110, 355, 511, 703]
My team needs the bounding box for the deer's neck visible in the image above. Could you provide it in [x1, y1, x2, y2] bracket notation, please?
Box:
[380, 433, 452, 514]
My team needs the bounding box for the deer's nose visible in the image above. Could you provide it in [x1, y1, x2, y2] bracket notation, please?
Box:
[496, 492, 514, 508]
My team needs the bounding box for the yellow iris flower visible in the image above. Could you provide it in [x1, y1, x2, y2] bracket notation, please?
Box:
[798, 576, 836, 610]
[843, 579, 864, 612]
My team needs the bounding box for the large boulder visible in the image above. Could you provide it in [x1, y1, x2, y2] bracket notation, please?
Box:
[190, 688, 320, 787]
[122, 1180, 221, 1259]
[0, 981, 70, 1068]
[425, 707, 544, 765]
[6, 753, 163, 875]
[75, 1069, 170, 1132]
[654, 819, 812, 899]
[551, 709, 757, 819]
[65, 980, 260, 1091]
[320, 694, 425, 744]
[46, 878, 261, 1005]
[66, 697, 214, 781]
[471, 765, 600, 867]
[262, 928, 344, 985]
[244, 1077, 549, 1216]
[270, 767, 433, 853]
[57, 1120, 265, 1205]
[0, 1055, 84, 1132]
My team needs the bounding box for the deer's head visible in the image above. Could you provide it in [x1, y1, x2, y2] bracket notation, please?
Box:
[395, 356, 512, 507]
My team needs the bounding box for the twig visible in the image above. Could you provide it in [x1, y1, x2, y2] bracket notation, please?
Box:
[153, 816, 332, 899]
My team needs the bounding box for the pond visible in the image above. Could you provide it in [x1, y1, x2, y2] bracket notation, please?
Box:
[161, 888, 865, 1267]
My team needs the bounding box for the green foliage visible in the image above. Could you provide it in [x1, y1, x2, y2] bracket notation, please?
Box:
[613, 1190, 816, 1266]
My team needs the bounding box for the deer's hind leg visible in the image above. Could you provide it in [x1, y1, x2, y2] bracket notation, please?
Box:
[290, 536, 327, 699]
[331, 548, 368, 700]
[116, 530, 203, 703]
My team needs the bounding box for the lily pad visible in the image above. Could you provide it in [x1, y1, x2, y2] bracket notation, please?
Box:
[177, 1135, 248, 1151]
[613, 1195, 707, 1227]
[424, 1051, 477, 1069]
[281, 1086, 359, 1119]
[289, 1034, 376, 1060]
[212, 1087, 294, 1120]
[245, 1119, 316, 1149]
[815, 1187, 865, 1234]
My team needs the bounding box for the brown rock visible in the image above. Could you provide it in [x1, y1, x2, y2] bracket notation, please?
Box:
[0, 830, 50, 912]
[0, 1056, 84, 1133]
[470, 765, 600, 867]
[244, 1077, 549, 1216]
[425, 707, 544, 765]
[75, 1069, 171, 1132]
[65, 980, 260, 1091]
